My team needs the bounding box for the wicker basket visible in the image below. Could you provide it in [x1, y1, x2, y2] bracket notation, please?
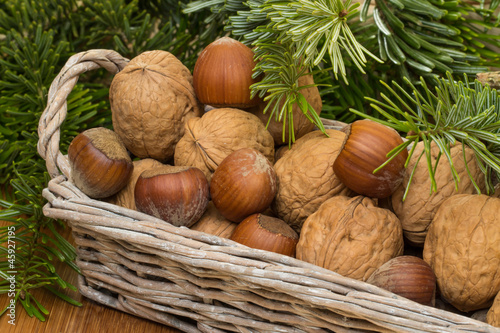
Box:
[38, 49, 500, 333]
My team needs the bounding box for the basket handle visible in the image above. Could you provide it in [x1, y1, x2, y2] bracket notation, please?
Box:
[38, 49, 129, 180]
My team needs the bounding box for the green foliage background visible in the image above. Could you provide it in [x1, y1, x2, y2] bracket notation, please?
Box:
[0, 0, 222, 320]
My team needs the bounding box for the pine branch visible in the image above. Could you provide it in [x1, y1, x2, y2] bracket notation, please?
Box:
[1, 171, 81, 321]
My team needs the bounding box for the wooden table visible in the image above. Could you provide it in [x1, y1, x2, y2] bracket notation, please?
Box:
[0, 219, 181, 333]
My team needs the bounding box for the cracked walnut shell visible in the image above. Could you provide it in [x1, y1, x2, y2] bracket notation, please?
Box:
[423, 194, 500, 312]
[109, 50, 202, 162]
[296, 195, 404, 281]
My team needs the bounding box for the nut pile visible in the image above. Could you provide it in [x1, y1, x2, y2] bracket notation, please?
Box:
[67, 37, 500, 327]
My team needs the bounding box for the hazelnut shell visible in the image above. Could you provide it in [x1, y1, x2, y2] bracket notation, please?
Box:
[134, 165, 210, 227]
[366, 255, 436, 306]
[193, 37, 262, 108]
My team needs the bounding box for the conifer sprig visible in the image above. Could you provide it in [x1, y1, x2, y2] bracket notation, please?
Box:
[251, 40, 329, 144]
[368, 0, 500, 82]
[351, 72, 500, 198]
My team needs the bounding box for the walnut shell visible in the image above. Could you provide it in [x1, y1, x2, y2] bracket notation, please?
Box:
[190, 202, 238, 239]
[297, 195, 404, 281]
[487, 291, 500, 327]
[391, 142, 486, 246]
[110, 50, 202, 162]
[105, 158, 164, 210]
[248, 73, 322, 146]
[173, 108, 275, 180]
[423, 194, 500, 312]
[271, 129, 351, 233]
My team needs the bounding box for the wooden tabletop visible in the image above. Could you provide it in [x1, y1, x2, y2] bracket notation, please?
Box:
[0, 219, 182, 333]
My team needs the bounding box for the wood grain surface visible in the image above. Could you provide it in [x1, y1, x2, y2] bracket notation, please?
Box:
[0, 217, 182, 333]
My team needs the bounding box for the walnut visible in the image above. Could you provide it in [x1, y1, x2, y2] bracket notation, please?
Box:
[248, 73, 322, 146]
[271, 129, 351, 233]
[391, 142, 486, 246]
[296, 195, 404, 281]
[423, 194, 500, 312]
[105, 158, 164, 210]
[190, 202, 238, 239]
[173, 108, 275, 180]
[109, 50, 202, 162]
[487, 291, 500, 327]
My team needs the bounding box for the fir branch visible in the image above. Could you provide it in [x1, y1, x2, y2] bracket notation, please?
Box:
[82, 0, 197, 64]
[183, 0, 249, 40]
[194, 0, 384, 143]
[351, 72, 500, 198]
[0, 25, 70, 183]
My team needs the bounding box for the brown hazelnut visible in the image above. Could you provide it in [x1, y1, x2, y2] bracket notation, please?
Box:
[68, 127, 133, 199]
[366, 255, 436, 306]
[105, 158, 165, 210]
[193, 37, 262, 108]
[296, 195, 404, 281]
[134, 165, 209, 227]
[229, 213, 298, 257]
[210, 148, 277, 222]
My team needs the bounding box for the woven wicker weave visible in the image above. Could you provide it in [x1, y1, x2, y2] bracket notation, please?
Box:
[38, 49, 500, 333]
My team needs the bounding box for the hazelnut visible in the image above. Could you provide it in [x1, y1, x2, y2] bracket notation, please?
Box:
[105, 158, 165, 210]
[193, 37, 262, 108]
[134, 165, 209, 227]
[68, 127, 133, 199]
